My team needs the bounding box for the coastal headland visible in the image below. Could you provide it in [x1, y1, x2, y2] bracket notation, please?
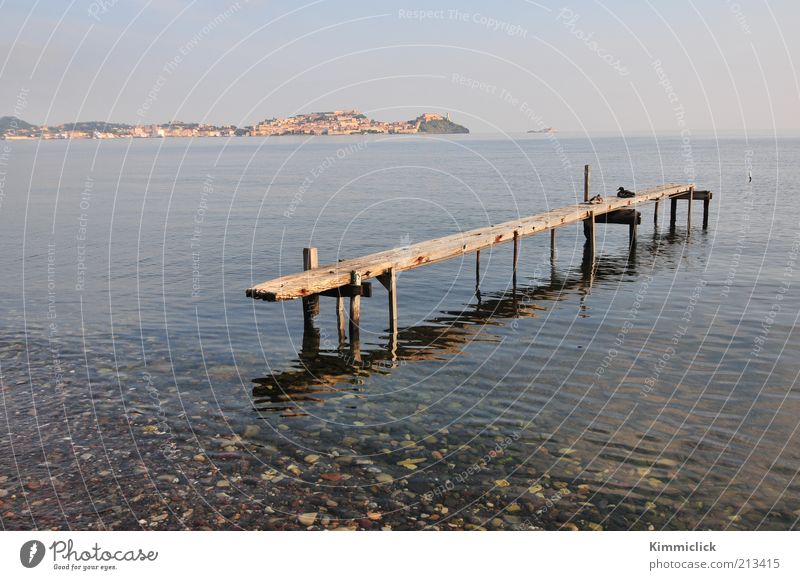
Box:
[0, 110, 469, 140]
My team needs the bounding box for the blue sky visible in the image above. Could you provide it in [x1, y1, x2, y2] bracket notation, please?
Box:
[1, 0, 798, 133]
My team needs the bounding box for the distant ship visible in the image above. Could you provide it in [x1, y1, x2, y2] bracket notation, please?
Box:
[527, 127, 558, 134]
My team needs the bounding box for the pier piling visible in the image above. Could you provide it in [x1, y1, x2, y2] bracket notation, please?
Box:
[349, 270, 361, 356]
[378, 268, 398, 334]
[475, 249, 482, 300]
[670, 198, 678, 228]
[302, 247, 319, 323]
[584, 164, 591, 202]
[585, 210, 596, 267]
[336, 297, 346, 346]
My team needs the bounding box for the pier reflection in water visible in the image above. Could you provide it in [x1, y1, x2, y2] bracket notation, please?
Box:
[252, 228, 686, 417]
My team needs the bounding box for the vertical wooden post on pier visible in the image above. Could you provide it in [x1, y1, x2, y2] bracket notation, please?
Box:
[378, 268, 398, 361]
[582, 165, 593, 239]
[654, 200, 659, 226]
[512, 231, 520, 286]
[687, 186, 694, 229]
[584, 164, 591, 202]
[336, 297, 346, 347]
[703, 198, 710, 229]
[349, 270, 361, 359]
[670, 198, 678, 228]
[475, 249, 482, 301]
[378, 268, 398, 333]
[302, 247, 319, 323]
[582, 211, 596, 284]
[584, 210, 596, 263]
[550, 229, 557, 262]
[629, 221, 637, 246]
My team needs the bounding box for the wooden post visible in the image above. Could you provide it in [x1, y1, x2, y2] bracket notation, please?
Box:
[512, 231, 519, 286]
[582, 212, 596, 282]
[582, 163, 592, 238]
[703, 198, 710, 229]
[687, 186, 694, 229]
[301, 316, 320, 355]
[336, 297, 346, 347]
[584, 164, 591, 202]
[349, 270, 361, 358]
[475, 249, 481, 300]
[302, 247, 319, 322]
[629, 221, 637, 246]
[378, 269, 398, 361]
[653, 200, 659, 226]
[670, 198, 677, 228]
[586, 210, 595, 264]
[378, 269, 397, 334]
[550, 229, 556, 262]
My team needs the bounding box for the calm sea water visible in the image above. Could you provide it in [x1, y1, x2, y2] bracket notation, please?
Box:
[1, 134, 798, 530]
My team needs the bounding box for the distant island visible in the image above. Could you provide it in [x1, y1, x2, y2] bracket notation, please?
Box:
[527, 127, 558, 134]
[0, 111, 469, 140]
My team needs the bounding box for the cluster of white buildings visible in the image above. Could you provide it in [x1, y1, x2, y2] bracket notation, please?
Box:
[251, 110, 447, 136]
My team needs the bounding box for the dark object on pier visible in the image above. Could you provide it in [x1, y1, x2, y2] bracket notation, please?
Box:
[617, 187, 635, 198]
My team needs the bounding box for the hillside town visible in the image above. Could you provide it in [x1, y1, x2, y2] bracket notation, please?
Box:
[0, 111, 468, 140]
[251, 111, 453, 135]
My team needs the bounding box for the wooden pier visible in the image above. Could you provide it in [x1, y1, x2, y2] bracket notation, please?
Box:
[247, 166, 712, 345]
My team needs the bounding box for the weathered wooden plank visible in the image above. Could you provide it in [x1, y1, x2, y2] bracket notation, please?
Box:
[246, 184, 694, 301]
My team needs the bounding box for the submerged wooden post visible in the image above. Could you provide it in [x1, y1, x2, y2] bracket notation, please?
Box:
[703, 198, 710, 229]
[349, 270, 361, 357]
[582, 211, 596, 283]
[585, 210, 595, 263]
[302, 247, 319, 322]
[301, 316, 320, 354]
[378, 268, 398, 333]
[629, 221, 637, 246]
[584, 164, 591, 202]
[654, 200, 659, 225]
[512, 231, 520, 285]
[378, 268, 398, 360]
[475, 249, 481, 300]
[336, 297, 346, 346]
[670, 198, 678, 228]
[687, 186, 694, 229]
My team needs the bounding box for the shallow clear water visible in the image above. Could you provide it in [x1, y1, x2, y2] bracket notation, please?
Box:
[1, 134, 798, 530]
